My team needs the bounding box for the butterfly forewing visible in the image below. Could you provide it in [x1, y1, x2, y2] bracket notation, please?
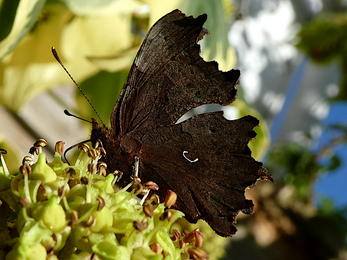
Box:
[91, 9, 273, 237]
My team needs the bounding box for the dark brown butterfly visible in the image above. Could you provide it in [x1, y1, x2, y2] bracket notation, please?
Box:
[90, 9, 273, 237]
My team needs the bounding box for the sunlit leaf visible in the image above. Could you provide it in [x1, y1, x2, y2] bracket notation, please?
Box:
[143, 0, 182, 25]
[180, 0, 237, 70]
[0, 4, 136, 112]
[0, 4, 73, 111]
[0, 0, 45, 60]
[88, 47, 139, 72]
[62, 0, 143, 15]
[233, 100, 270, 160]
[77, 70, 129, 125]
[0, 0, 20, 42]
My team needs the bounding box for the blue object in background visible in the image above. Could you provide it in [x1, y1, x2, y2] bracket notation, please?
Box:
[314, 102, 347, 209]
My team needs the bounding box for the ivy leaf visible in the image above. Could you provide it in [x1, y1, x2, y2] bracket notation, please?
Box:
[0, 0, 45, 60]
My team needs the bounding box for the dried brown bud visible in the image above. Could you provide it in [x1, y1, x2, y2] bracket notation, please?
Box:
[193, 229, 204, 248]
[68, 178, 79, 188]
[130, 175, 141, 185]
[145, 194, 160, 205]
[171, 229, 181, 241]
[70, 210, 78, 226]
[19, 163, 32, 176]
[164, 190, 177, 208]
[133, 183, 143, 196]
[97, 196, 106, 211]
[94, 140, 103, 149]
[29, 146, 39, 155]
[18, 197, 30, 208]
[182, 229, 204, 248]
[58, 185, 68, 198]
[37, 184, 47, 201]
[81, 176, 89, 184]
[159, 210, 173, 221]
[78, 143, 90, 153]
[98, 162, 107, 176]
[34, 138, 48, 148]
[88, 149, 99, 160]
[133, 218, 149, 231]
[187, 247, 209, 260]
[64, 167, 76, 177]
[183, 231, 196, 244]
[55, 141, 65, 155]
[84, 215, 95, 227]
[149, 243, 162, 254]
[113, 170, 123, 183]
[99, 147, 106, 157]
[143, 181, 159, 191]
[179, 239, 186, 249]
[88, 163, 97, 174]
[182, 230, 190, 236]
[22, 156, 33, 165]
[143, 204, 154, 218]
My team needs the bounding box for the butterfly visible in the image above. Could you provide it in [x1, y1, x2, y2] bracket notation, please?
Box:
[90, 9, 273, 237]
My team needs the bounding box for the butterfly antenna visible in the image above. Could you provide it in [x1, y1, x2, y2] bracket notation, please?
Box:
[64, 109, 92, 124]
[63, 139, 91, 165]
[51, 47, 106, 128]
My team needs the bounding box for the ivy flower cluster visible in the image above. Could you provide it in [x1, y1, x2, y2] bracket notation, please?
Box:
[0, 139, 209, 260]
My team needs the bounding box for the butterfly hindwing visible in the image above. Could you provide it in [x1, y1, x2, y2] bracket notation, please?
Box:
[138, 112, 267, 236]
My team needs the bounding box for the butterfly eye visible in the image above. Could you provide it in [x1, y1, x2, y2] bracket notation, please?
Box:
[182, 151, 199, 163]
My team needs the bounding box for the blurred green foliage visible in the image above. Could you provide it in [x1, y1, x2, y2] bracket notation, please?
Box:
[297, 12, 347, 101]
[266, 143, 341, 202]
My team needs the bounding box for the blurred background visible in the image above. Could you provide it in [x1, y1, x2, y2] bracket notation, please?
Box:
[0, 0, 346, 259]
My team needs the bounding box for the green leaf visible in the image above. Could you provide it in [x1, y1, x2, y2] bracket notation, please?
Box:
[233, 100, 270, 160]
[77, 70, 128, 126]
[179, 0, 237, 71]
[92, 242, 131, 260]
[88, 46, 139, 72]
[0, 0, 20, 41]
[324, 155, 341, 172]
[62, 0, 142, 15]
[0, 0, 46, 60]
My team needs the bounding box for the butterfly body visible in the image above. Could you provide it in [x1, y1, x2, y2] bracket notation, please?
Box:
[90, 9, 273, 237]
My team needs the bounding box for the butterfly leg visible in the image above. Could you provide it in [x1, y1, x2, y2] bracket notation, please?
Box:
[133, 156, 140, 177]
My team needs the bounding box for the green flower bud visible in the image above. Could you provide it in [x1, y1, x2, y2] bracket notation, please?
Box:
[112, 212, 142, 234]
[17, 179, 41, 203]
[46, 254, 59, 260]
[132, 246, 163, 260]
[16, 208, 29, 234]
[155, 228, 176, 260]
[11, 173, 23, 196]
[48, 152, 68, 176]
[88, 232, 117, 245]
[89, 206, 113, 233]
[5, 242, 47, 260]
[92, 242, 131, 260]
[31, 195, 66, 233]
[30, 153, 57, 183]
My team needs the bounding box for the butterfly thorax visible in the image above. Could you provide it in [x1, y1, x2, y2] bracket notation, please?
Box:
[90, 118, 135, 186]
